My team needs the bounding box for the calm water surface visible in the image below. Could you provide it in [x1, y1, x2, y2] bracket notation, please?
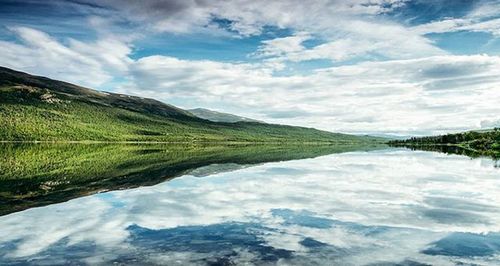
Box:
[0, 148, 499, 265]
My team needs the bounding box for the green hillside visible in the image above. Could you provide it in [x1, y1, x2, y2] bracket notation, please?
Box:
[389, 129, 500, 159]
[0, 66, 382, 144]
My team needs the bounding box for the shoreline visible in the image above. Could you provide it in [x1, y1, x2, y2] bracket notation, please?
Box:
[0, 140, 388, 145]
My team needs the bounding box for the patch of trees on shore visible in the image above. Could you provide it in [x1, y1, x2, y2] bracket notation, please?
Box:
[389, 128, 500, 158]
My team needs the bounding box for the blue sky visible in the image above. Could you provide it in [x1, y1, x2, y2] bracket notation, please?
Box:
[1, 0, 500, 135]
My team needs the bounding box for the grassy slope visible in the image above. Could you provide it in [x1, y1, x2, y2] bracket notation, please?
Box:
[0, 143, 384, 215]
[0, 67, 381, 143]
[389, 129, 500, 159]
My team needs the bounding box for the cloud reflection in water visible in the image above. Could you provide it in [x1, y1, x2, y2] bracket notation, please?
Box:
[0, 149, 499, 265]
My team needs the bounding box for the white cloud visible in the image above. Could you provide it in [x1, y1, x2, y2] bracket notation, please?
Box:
[464, 18, 500, 36]
[79, 0, 410, 34]
[0, 27, 132, 87]
[119, 54, 500, 135]
[412, 17, 500, 36]
[481, 119, 500, 129]
[250, 19, 445, 64]
[253, 32, 311, 58]
[468, 0, 500, 20]
[412, 1, 500, 36]
[412, 18, 471, 35]
[75, 0, 438, 62]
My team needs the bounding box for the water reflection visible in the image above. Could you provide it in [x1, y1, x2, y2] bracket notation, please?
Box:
[0, 148, 499, 265]
[0, 143, 380, 216]
[391, 143, 500, 164]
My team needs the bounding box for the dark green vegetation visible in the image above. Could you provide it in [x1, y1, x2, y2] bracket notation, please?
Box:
[188, 108, 263, 123]
[389, 129, 500, 159]
[0, 143, 385, 216]
[0, 66, 382, 143]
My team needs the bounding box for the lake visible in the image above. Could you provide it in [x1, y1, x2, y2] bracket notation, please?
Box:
[0, 144, 499, 265]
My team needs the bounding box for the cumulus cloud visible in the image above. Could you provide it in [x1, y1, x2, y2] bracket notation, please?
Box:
[0, 26, 132, 87]
[77, 0, 410, 34]
[255, 20, 445, 64]
[74, 0, 440, 62]
[119, 54, 500, 135]
[253, 32, 311, 58]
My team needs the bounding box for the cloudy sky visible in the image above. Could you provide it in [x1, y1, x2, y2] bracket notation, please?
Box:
[1, 0, 499, 135]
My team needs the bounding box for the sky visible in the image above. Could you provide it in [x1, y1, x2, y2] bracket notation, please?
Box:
[0, 0, 499, 136]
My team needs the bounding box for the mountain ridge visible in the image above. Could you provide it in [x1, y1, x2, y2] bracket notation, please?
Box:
[0, 66, 195, 119]
[188, 108, 263, 123]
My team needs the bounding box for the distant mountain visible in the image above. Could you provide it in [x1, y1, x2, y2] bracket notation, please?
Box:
[0, 66, 384, 144]
[188, 108, 263, 123]
[358, 133, 405, 140]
